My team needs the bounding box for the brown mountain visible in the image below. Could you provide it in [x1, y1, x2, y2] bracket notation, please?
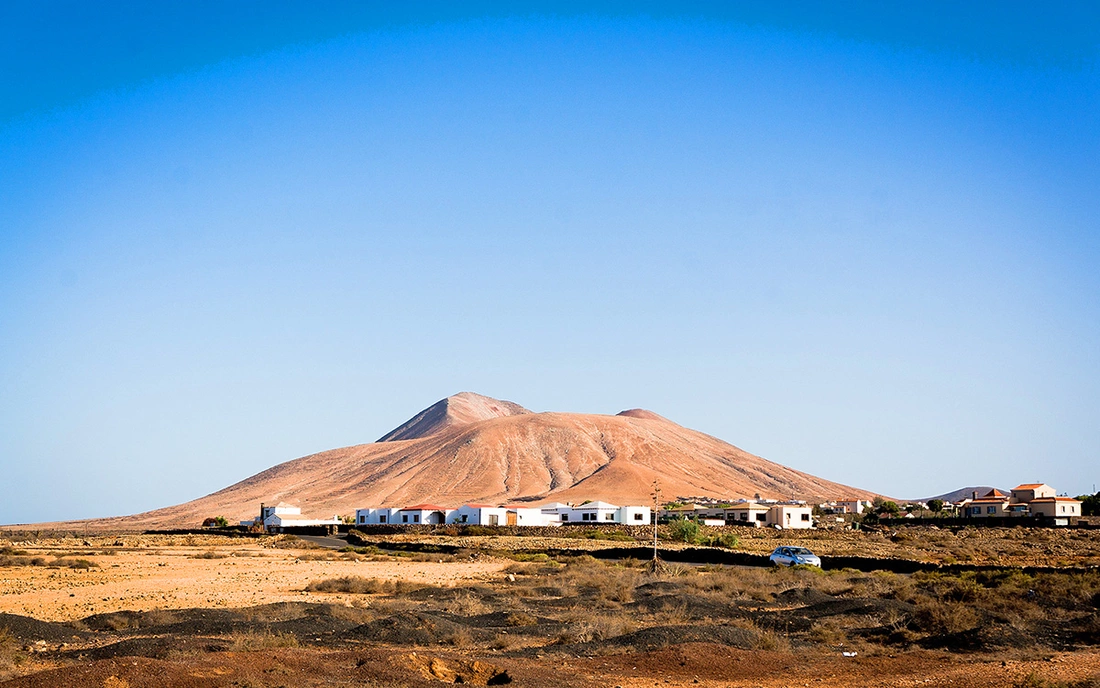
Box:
[21, 392, 876, 530]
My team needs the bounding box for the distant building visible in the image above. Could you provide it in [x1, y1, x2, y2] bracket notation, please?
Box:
[244, 502, 341, 531]
[1027, 497, 1082, 520]
[1010, 484, 1057, 504]
[963, 489, 1011, 517]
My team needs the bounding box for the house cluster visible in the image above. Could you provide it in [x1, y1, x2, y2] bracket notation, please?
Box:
[960, 484, 1082, 521]
[660, 500, 815, 529]
[354, 501, 652, 527]
[818, 499, 874, 515]
[816, 483, 1083, 524]
[240, 502, 342, 529]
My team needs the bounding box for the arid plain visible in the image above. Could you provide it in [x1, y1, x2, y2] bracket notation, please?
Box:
[2, 527, 1099, 687]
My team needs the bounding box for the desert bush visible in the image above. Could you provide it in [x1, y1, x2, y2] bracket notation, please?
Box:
[52, 558, 98, 569]
[489, 633, 524, 651]
[444, 591, 490, 616]
[442, 627, 474, 647]
[505, 611, 538, 627]
[0, 628, 23, 669]
[556, 612, 636, 644]
[191, 550, 226, 560]
[911, 596, 979, 634]
[231, 630, 300, 651]
[306, 576, 396, 594]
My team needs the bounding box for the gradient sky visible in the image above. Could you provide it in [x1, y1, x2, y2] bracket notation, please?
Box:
[2, 2, 1098, 524]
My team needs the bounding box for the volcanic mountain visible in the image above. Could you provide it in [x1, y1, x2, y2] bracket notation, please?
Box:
[30, 392, 876, 529]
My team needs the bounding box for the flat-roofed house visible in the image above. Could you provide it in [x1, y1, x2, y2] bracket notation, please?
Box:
[567, 501, 621, 523]
[725, 502, 770, 526]
[355, 507, 402, 525]
[452, 504, 507, 526]
[768, 503, 814, 529]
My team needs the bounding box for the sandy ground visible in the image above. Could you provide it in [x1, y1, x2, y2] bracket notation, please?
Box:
[0, 535, 507, 622]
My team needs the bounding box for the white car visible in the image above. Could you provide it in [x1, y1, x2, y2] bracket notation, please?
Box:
[769, 546, 821, 567]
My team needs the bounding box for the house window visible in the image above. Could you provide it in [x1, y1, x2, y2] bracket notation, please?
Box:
[461, 515, 468, 523]
[489, 514, 499, 526]
[604, 513, 614, 521]
[402, 514, 408, 523]
[987, 506, 996, 514]
[359, 516, 365, 523]
[414, 515, 420, 523]
[801, 513, 810, 521]
[756, 513, 766, 522]
[633, 513, 643, 521]
[562, 514, 569, 521]
[740, 513, 748, 521]
[1061, 506, 1066, 513]
[380, 515, 386, 523]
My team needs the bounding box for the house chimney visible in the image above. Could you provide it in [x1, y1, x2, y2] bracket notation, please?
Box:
[972, 491, 977, 500]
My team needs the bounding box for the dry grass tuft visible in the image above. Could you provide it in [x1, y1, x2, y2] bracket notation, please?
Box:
[231, 630, 300, 651]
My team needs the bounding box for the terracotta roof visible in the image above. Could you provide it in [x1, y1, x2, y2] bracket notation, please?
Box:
[1028, 497, 1081, 503]
[1013, 483, 1048, 489]
[971, 497, 1008, 503]
[401, 504, 448, 511]
[727, 503, 768, 510]
[981, 489, 1009, 498]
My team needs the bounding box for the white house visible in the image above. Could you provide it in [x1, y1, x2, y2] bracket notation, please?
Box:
[451, 504, 508, 526]
[248, 502, 341, 530]
[355, 507, 402, 525]
[725, 502, 770, 526]
[506, 506, 561, 527]
[834, 499, 866, 515]
[768, 503, 813, 529]
[396, 504, 453, 525]
[562, 501, 620, 523]
[618, 505, 652, 525]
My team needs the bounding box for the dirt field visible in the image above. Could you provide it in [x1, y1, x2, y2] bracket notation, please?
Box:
[1, 529, 1099, 687]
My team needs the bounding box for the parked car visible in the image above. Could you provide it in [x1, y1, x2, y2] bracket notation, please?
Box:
[769, 546, 821, 567]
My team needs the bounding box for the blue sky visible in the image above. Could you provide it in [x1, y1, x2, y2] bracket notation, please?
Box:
[1, 3, 1098, 523]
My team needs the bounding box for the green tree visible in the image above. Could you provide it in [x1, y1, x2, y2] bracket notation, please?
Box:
[928, 499, 945, 513]
[668, 518, 700, 544]
[213, 516, 229, 528]
[877, 501, 900, 516]
[1076, 492, 1100, 516]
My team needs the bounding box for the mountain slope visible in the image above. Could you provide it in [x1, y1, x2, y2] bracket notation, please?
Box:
[17, 393, 877, 530]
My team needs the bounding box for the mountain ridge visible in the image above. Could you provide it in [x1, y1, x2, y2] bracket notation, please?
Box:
[8, 392, 878, 530]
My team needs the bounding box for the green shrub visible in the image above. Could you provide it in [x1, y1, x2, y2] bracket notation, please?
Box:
[667, 519, 700, 544]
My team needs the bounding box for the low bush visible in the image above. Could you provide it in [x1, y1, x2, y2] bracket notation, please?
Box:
[667, 519, 700, 544]
[231, 630, 300, 651]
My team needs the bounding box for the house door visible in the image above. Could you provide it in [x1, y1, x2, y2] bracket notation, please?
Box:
[506, 511, 517, 526]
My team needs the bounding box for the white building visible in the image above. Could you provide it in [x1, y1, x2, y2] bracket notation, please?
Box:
[396, 504, 453, 525]
[245, 502, 341, 530]
[768, 503, 814, 529]
[451, 504, 507, 526]
[355, 507, 402, 525]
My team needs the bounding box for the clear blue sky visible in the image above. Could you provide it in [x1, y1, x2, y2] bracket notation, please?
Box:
[2, 2, 1098, 523]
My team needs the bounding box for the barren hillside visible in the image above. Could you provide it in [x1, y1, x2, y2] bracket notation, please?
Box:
[14, 392, 876, 529]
